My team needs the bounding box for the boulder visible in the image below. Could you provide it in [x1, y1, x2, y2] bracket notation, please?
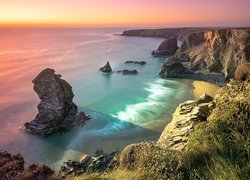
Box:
[99, 61, 112, 73]
[152, 37, 178, 57]
[24, 68, 89, 136]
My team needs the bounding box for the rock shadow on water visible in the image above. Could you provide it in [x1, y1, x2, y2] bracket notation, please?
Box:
[33, 108, 160, 168]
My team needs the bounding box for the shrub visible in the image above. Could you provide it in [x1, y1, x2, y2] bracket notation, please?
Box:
[235, 63, 250, 81]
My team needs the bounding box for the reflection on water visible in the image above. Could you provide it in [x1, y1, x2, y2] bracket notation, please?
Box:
[0, 28, 194, 168]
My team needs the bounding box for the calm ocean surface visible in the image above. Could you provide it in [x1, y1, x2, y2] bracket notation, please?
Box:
[0, 28, 194, 168]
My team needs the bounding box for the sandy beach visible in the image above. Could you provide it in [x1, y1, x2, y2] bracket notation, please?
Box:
[192, 80, 220, 99]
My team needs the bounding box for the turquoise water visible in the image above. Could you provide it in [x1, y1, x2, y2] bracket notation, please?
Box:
[0, 28, 194, 168]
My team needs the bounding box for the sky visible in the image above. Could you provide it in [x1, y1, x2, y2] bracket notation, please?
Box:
[0, 0, 249, 27]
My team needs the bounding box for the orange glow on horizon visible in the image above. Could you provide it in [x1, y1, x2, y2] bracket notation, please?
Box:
[0, 0, 249, 27]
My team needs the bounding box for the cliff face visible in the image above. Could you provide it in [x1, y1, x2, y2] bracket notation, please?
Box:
[122, 28, 203, 39]
[161, 28, 250, 80]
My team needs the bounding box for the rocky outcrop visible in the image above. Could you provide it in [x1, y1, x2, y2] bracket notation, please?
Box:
[117, 69, 138, 75]
[161, 28, 250, 80]
[25, 68, 90, 136]
[160, 62, 188, 78]
[99, 61, 112, 73]
[60, 151, 118, 177]
[152, 37, 178, 57]
[125, 61, 146, 65]
[0, 151, 58, 180]
[157, 93, 215, 151]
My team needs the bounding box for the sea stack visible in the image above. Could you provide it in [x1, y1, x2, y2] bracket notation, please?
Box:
[99, 61, 112, 73]
[24, 68, 88, 136]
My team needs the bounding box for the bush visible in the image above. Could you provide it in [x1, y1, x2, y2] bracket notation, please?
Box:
[235, 63, 250, 81]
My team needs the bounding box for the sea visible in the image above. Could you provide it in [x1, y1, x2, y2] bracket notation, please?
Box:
[0, 28, 195, 169]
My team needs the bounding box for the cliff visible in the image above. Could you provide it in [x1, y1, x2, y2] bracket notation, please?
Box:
[121, 28, 204, 39]
[160, 28, 250, 80]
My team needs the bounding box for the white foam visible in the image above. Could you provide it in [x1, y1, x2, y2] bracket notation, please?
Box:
[112, 79, 174, 127]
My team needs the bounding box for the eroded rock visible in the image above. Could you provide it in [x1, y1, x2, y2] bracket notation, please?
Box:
[24, 68, 89, 136]
[152, 37, 178, 57]
[157, 94, 214, 151]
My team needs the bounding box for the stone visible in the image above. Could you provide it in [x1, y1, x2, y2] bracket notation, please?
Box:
[24, 68, 89, 136]
[99, 61, 112, 73]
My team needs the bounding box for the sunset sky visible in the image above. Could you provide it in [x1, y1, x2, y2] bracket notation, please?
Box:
[0, 0, 249, 27]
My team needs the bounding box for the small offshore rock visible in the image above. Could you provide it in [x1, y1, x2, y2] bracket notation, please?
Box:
[99, 61, 112, 73]
[125, 61, 146, 65]
[117, 69, 138, 75]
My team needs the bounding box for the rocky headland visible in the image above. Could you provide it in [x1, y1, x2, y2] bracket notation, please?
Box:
[160, 29, 250, 81]
[123, 27, 250, 82]
[24, 68, 90, 136]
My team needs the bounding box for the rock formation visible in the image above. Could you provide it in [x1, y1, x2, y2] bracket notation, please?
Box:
[24, 68, 90, 136]
[160, 28, 250, 80]
[160, 62, 188, 78]
[157, 93, 215, 151]
[152, 37, 178, 57]
[122, 28, 203, 39]
[117, 69, 138, 75]
[0, 151, 58, 180]
[99, 61, 112, 73]
[125, 61, 146, 65]
[60, 151, 118, 177]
